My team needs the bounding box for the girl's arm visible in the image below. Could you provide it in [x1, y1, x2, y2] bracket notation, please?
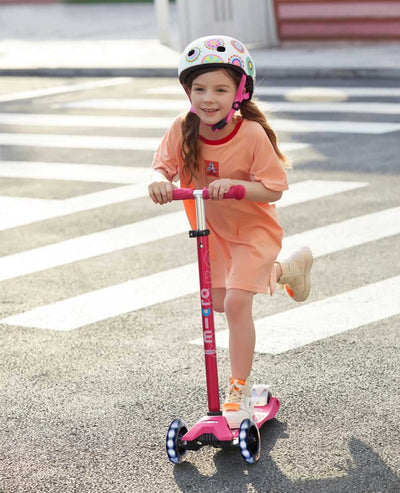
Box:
[208, 178, 282, 202]
[148, 169, 176, 204]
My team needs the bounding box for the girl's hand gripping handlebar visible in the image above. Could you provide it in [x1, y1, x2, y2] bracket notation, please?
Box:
[172, 185, 246, 201]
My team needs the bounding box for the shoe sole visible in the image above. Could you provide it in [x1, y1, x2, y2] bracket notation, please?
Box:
[223, 410, 254, 429]
[293, 245, 313, 302]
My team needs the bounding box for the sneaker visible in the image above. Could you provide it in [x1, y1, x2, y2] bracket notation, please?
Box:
[278, 246, 313, 302]
[222, 377, 254, 429]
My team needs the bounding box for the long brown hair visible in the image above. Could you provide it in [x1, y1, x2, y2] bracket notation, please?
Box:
[181, 66, 290, 184]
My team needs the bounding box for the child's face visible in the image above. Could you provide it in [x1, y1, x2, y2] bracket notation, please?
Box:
[190, 69, 237, 129]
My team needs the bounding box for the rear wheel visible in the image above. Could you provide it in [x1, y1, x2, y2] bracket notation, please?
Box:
[239, 418, 261, 464]
[166, 419, 188, 464]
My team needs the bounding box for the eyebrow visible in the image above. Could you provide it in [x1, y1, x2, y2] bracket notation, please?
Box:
[192, 82, 231, 88]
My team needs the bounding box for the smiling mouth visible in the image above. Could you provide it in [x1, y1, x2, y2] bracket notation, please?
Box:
[202, 108, 218, 113]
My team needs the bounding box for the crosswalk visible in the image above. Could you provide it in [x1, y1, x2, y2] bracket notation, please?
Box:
[0, 133, 310, 153]
[0, 78, 399, 355]
[58, 98, 400, 115]
[1, 113, 399, 134]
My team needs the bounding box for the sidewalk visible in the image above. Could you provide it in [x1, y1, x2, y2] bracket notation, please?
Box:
[1, 3, 400, 78]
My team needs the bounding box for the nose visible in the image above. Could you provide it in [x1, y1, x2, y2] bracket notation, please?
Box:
[202, 90, 214, 103]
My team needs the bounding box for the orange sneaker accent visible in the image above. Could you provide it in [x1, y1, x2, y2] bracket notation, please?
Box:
[230, 378, 246, 386]
[279, 246, 313, 302]
[222, 402, 240, 412]
[223, 377, 254, 428]
[285, 285, 294, 298]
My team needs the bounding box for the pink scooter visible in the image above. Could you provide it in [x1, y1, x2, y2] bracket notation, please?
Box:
[166, 185, 280, 464]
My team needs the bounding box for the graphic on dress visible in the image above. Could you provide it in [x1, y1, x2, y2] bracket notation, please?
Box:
[205, 160, 220, 177]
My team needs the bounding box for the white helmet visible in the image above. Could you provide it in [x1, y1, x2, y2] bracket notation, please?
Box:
[178, 35, 256, 85]
[178, 35, 256, 131]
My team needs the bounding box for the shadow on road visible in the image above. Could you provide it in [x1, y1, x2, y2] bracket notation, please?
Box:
[173, 419, 400, 492]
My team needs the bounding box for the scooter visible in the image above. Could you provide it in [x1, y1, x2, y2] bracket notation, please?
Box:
[166, 185, 280, 465]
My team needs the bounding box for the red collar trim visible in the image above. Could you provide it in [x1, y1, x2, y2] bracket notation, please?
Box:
[199, 119, 243, 145]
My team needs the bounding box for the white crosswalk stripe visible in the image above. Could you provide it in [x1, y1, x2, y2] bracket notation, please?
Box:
[0, 133, 164, 151]
[0, 133, 310, 153]
[0, 161, 150, 184]
[1, 80, 399, 355]
[1, 174, 362, 232]
[0, 184, 146, 231]
[144, 84, 400, 98]
[0, 78, 132, 103]
[0, 113, 398, 134]
[2, 205, 399, 330]
[58, 98, 400, 115]
[0, 180, 367, 281]
[0, 113, 176, 129]
[192, 276, 400, 354]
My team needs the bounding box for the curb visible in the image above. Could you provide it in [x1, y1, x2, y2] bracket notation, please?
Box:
[0, 67, 178, 78]
[1, 67, 400, 79]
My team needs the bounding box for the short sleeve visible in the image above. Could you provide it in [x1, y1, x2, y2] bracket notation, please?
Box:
[249, 124, 288, 192]
[151, 116, 183, 181]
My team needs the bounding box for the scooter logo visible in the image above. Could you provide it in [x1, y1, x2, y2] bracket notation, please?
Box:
[204, 333, 213, 344]
[201, 288, 214, 347]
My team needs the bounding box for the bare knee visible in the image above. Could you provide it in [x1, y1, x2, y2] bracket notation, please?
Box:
[213, 288, 226, 313]
[224, 289, 254, 320]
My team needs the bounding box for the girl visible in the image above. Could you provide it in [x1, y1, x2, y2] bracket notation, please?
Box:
[148, 35, 312, 428]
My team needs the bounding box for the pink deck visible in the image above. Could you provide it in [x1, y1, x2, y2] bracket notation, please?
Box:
[183, 397, 281, 443]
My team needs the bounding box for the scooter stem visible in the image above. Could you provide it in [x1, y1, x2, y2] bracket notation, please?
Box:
[171, 186, 245, 415]
[192, 191, 220, 414]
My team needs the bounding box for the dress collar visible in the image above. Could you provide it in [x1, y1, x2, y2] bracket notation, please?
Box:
[199, 118, 243, 145]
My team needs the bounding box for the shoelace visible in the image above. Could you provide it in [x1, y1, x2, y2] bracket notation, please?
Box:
[226, 384, 244, 403]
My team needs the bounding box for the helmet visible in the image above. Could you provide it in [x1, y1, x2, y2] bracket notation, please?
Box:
[178, 35, 256, 132]
[178, 35, 256, 86]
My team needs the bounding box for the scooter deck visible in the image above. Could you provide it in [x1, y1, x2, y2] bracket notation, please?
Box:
[254, 396, 280, 426]
[182, 396, 281, 445]
[231, 396, 280, 437]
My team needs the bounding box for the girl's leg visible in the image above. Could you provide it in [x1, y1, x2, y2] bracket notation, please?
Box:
[224, 288, 255, 380]
[274, 262, 282, 281]
[212, 288, 226, 313]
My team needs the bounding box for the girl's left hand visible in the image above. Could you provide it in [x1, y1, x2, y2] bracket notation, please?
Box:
[207, 179, 236, 200]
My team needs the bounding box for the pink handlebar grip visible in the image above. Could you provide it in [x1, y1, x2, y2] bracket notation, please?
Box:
[171, 188, 194, 200]
[172, 185, 246, 201]
[202, 185, 246, 200]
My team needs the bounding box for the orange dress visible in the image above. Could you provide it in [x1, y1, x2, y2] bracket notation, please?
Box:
[152, 116, 288, 294]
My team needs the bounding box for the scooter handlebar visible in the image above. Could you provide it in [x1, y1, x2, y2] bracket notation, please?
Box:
[172, 185, 246, 201]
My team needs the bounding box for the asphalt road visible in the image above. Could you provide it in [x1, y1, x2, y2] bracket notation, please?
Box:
[0, 76, 399, 493]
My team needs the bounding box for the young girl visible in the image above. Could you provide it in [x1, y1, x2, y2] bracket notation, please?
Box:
[148, 35, 312, 428]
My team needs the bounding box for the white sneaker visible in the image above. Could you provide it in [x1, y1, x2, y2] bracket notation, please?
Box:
[222, 377, 254, 429]
[278, 246, 313, 302]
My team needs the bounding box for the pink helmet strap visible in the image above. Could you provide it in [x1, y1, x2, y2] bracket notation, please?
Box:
[212, 73, 250, 131]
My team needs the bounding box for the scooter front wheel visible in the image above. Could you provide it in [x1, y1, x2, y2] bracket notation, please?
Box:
[239, 418, 261, 464]
[166, 418, 188, 464]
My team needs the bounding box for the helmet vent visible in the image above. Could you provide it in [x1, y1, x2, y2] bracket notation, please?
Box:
[188, 50, 195, 57]
[217, 46, 226, 52]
